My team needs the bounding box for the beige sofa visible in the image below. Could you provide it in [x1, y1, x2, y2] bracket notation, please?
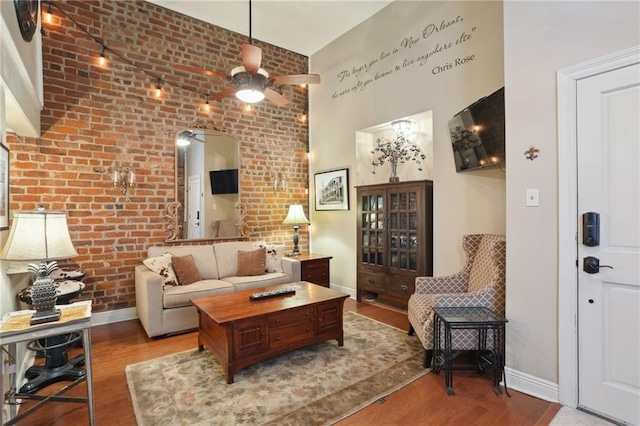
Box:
[135, 241, 301, 337]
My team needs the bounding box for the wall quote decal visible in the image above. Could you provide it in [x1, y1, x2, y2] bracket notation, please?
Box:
[331, 14, 480, 101]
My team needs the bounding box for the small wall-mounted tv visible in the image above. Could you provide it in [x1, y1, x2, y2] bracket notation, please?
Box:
[209, 169, 238, 194]
[448, 87, 505, 173]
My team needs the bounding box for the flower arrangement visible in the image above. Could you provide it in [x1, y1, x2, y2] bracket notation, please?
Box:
[371, 135, 426, 181]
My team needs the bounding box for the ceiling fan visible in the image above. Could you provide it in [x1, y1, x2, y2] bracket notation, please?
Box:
[174, 0, 320, 107]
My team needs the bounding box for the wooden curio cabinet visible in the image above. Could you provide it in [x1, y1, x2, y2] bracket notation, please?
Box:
[356, 180, 433, 309]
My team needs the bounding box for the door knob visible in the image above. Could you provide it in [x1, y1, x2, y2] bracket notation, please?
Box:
[583, 256, 614, 274]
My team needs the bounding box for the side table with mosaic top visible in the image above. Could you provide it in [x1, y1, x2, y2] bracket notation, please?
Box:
[432, 306, 510, 397]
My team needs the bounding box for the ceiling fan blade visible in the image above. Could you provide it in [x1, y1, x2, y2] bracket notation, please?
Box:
[174, 63, 228, 79]
[210, 87, 238, 102]
[264, 88, 289, 106]
[272, 74, 321, 85]
[242, 43, 262, 73]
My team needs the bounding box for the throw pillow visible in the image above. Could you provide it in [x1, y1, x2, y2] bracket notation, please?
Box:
[236, 247, 266, 276]
[253, 243, 285, 273]
[171, 254, 202, 286]
[142, 253, 178, 288]
[265, 245, 285, 273]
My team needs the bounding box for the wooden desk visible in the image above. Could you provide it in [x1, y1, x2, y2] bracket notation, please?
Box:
[0, 301, 94, 426]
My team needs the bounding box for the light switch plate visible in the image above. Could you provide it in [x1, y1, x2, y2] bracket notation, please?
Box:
[526, 188, 539, 207]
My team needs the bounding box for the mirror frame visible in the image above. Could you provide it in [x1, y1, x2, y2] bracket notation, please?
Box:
[165, 130, 248, 242]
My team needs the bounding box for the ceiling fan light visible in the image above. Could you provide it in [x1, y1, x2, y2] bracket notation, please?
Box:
[236, 88, 265, 103]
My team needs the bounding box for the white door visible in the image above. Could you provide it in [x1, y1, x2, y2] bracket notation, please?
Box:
[577, 63, 640, 425]
[187, 174, 202, 239]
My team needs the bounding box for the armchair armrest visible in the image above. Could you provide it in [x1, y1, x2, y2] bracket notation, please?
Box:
[415, 270, 470, 294]
[281, 257, 301, 282]
[135, 265, 165, 338]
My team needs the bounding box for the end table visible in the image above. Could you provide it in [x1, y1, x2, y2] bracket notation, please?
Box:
[432, 306, 510, 396]
[17, 279, 86, 394]
[0, 301, 94, 426]
[293, 253, 332, 287]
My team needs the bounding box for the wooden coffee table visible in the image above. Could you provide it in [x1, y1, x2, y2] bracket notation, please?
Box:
[191, 282, 349, 384]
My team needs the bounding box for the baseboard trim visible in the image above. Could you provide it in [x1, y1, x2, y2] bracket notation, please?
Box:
[505, 366, 559, 403]
[328, 283, 356, 300]
[91, 307, 138, 327]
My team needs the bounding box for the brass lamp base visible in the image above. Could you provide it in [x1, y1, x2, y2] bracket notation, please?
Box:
[30, 309, 61, 325]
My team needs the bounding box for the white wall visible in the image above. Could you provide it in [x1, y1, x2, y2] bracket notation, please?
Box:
[310, 1, 505, 292]
[0, 0, 43, 319]
[504, 1, 639, 385]
[0, 0, 43, 136]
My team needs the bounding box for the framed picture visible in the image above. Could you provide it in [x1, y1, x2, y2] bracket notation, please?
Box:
[314, 168, 349, 211]
[0, 144, 8, 230]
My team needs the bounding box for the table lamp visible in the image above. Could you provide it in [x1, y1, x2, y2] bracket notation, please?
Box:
[282, 204, 309, 256]
[0, 208, 78, 324]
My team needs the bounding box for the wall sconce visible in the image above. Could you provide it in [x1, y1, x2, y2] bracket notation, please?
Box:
[113, 167, 135, 195]
[273, 172, 286, 194]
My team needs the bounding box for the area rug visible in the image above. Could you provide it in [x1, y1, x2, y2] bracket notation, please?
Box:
[126, 311, 428, 425]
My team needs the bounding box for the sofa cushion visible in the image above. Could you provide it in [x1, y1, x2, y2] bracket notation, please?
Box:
[222, 273, 293, 292]
[148, 245, 219, 280]
[237, 247, 266, 276]
[171, 254, 202, 285]
[143, 253, 179, 288]
[162, 279, 235, 309]
[213, 241, 265, 278]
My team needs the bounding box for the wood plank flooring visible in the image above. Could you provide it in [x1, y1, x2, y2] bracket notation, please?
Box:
[9, 299, 561, 425]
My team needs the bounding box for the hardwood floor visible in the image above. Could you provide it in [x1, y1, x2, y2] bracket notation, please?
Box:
[10, 299, 561, 425]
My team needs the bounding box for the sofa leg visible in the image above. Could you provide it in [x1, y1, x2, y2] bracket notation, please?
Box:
[408, 325, 415, 336]
[424, 350, 433, 368]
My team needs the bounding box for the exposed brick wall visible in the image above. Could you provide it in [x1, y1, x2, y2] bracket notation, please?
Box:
[6, 0, 310, 313]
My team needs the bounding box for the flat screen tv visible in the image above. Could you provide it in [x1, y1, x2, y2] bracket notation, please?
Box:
[448, 87, 505, 173]
[209, 169, 238, 194]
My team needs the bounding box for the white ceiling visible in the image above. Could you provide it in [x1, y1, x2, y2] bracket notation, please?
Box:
[146, 0, 394, 56]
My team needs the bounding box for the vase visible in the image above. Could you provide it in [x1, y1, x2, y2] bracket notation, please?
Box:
[389, 158, 399, 182]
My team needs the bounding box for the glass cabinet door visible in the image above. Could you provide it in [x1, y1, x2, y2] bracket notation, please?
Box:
[388, 188, 420, 272]
[360, 192, 384, 267]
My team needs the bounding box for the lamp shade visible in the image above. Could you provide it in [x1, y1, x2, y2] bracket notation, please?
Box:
[282, 204, 310, 225]
[0, 210, 78, 261]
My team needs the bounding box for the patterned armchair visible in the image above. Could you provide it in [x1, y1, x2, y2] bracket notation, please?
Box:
[407, 234, 506, 367]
